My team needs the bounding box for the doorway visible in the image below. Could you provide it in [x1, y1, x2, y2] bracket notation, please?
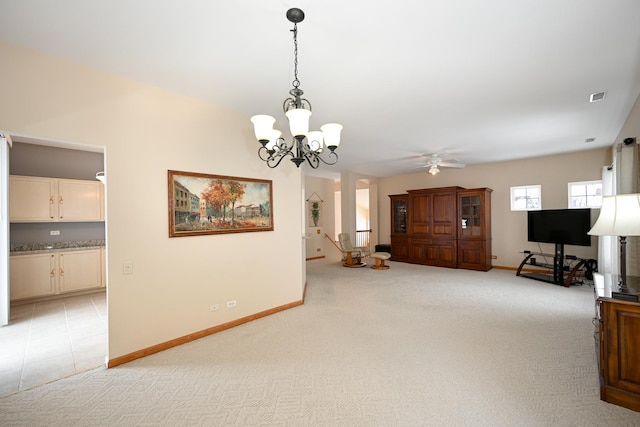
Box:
[334, 179, 371, 243]
[1, 135, 107, 395]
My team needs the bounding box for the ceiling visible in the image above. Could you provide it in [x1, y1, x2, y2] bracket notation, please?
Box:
[2, 0, 640, 180]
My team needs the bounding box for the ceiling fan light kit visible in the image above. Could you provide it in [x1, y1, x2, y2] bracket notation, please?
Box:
[421, 153, 465, 176]
[250, 8, 343, 169]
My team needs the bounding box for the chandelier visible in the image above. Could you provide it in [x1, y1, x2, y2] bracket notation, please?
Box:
[250, 8, 343, 169]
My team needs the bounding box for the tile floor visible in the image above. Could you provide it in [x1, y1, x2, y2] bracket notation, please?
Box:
[0, 291, 107, 397]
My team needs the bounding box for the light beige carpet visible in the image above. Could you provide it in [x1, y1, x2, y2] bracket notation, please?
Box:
[2, 259, 640, 426]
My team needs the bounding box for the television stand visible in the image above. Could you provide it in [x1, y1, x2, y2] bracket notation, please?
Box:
[516, 244, 587, 287]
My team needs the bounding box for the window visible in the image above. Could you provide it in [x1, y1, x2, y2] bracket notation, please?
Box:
[568, 180, 602, 208]
[510, 185, 541, 211]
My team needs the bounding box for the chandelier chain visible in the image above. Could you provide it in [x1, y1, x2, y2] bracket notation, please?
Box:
[291, 23, 300, 89]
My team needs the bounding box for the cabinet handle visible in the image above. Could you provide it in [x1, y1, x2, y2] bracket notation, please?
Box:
[59, 196, 63, 219]
[59, 268, 64, 277]
[50, 196, 55, 219]
[50, 269, 55, 278]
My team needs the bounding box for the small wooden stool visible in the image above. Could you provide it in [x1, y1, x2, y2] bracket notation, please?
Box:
[370, 252, 391, 270]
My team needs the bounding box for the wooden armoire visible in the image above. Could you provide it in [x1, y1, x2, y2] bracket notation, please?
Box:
[389, 186, 492, 271]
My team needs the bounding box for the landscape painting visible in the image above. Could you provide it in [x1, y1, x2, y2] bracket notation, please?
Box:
[168, 170, 273, 237]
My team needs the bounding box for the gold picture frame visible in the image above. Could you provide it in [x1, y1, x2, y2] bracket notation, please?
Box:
[168, 170, 273, 237]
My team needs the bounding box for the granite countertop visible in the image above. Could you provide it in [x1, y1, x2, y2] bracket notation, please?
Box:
[10, 240, 105, 255]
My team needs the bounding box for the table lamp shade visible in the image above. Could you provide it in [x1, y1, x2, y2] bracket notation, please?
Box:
[588, 194, 640, 237]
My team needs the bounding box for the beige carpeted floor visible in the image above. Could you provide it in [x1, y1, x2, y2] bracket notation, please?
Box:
[2, 259, 640, 426]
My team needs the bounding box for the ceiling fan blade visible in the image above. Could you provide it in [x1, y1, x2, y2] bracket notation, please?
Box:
[439, 161, 465, 168]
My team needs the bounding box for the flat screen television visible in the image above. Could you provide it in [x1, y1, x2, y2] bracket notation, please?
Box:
[527, 208, 591, 247]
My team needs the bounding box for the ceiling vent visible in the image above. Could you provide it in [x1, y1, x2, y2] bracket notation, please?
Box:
[590, 91, 606, 102]
[584, 137, 596, 143]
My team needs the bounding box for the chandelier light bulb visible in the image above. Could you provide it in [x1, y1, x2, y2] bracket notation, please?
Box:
[306, 131, 324, 152]
[285, 108, 312, 138]
[250, 115, 276, 142]
[266, 130, 282, 151]
[320, 123, 343, 149]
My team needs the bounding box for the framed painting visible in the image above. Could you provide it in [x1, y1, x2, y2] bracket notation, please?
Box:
[168, 170, 273, 237]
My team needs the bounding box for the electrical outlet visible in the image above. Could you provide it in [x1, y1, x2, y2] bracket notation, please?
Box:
[123, 261, 133, 275]
[50, 230, 60, 236]
[209, 304, 220, 312]
[226, 300, 236, 308]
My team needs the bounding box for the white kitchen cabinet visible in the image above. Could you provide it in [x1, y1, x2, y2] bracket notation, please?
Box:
[59, 250, 102, 293]
[10, 249, 103, 301]
[9, 175, 104, 222]
[9, 176, 56, 221]
[10, 253, 57, 300]
[57, 179, 103, 221]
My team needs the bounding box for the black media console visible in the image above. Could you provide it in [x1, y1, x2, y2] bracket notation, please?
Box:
[516, 243, 593, 287]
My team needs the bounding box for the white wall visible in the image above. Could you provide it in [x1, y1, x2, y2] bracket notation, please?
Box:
[378, 148, 609, 268]
[356, 188, 369, 230]
[0, 41, 305, 360]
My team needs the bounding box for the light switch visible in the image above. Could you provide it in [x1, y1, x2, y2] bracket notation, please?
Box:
[123, 261, 133, 275]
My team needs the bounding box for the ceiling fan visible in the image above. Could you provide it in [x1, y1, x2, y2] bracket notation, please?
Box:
[420, 153, 466, 175]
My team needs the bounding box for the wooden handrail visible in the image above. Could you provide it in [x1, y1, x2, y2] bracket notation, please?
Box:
[324, 233, 343, 253]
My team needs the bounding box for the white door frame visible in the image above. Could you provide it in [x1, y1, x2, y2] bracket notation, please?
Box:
[0, 132, 12, 326]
